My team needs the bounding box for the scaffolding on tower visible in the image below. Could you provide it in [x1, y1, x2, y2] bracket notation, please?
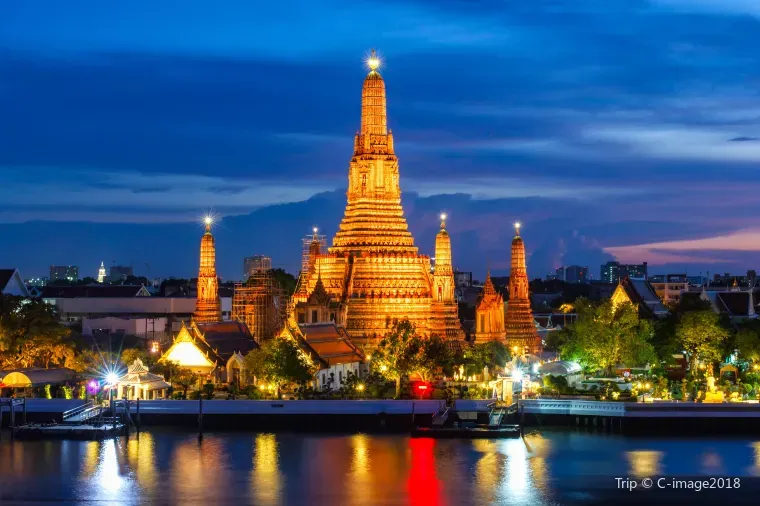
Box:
[293, 230, 327, 298]
[231, 257, 286, 343]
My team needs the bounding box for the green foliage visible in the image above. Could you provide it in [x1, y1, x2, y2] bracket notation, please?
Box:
[0, 295, 73, 369]
[268, 269, 298, 297]
[676, 310, 730, 373]
[373, 319, 424, 397]
[44, 384, 51, 399]
[172, 368, 199, 398]
[560, 298, 656, 375]
[121, 348, 156, 368]
[735, 324, 760, 364]
[415, 334, 456, 381]
[462, 341, 510, 377]
[542, 374, 570, 395]
[62, 385, 73, 400]
[202, 380, 214, 400]
[244, 337, 316, 397]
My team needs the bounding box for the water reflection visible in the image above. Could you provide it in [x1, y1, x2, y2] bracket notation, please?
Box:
[77, 439, 134, 504]
[125, 433, 157, 494]
[407, 438, 444, 506]
[251, 433, 284, 506]
[1, 430, 760, 505]
[751, 442, 760, 476]
[347, 434, 372, 506]
[626, 450, 663, 477]
[170, 436, 230, 502]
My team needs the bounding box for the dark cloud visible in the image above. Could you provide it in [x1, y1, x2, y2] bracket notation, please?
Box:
[2, 0, 760, 277]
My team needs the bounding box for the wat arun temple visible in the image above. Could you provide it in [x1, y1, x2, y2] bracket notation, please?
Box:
[289, 51, 464, 346]
[192, 51, 543, 354]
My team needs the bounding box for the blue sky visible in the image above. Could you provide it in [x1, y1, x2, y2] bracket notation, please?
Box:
[2, 0, 760, 280]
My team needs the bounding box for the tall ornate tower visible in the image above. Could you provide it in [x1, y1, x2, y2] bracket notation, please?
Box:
[505, 223, 541, 355]
[475, 271, 506, 343]
[291, 51, 463, 345]
[97, 261, 106, 283]
[195, 217, 221, 323]
[428, 214, 464, 339]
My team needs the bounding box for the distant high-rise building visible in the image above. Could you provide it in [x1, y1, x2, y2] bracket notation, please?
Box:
[649, 274, 688, 304]
[25, 277, 47, 287]
[109, 265, 133, 283]
[454, 270, 473, 288]
[600, 262, 620, 284]
[243, 255, 272, 278]
[600, 261, 647, 283]
[554, 265, 588, 284]
[748, 270, 757, 288]
[49, 265, 79, 283]
[97, 262, 106, 283]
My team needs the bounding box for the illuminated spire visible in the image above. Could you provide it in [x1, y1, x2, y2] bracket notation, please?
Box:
[514, 221, 521, 236]
[505, 222, 541, 354]
[97, 261, 106, 284]
[360, 48, 388, 139]
[195, 218, 221, 323]
[434, 213, 452, 274]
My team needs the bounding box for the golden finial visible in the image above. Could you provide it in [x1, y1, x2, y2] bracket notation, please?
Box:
[514, 221, 521, 235]
[440, 212, 447, 229]
[367, 49, 380, 71]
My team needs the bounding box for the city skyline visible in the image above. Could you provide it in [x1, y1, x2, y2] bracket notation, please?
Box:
[4, 1, 760, 279]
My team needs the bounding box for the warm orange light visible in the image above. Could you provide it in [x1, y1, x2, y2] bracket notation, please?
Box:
[367, 49, 380, 71]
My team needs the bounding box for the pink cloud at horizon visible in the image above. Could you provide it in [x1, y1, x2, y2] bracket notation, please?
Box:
[604, 229, 760, 265]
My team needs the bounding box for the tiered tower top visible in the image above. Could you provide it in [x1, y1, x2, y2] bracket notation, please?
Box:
[330, 50, 417, 255]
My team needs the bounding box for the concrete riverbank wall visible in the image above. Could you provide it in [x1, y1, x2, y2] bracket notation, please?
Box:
[0, 399, 445, 432]
[520, 399, 760, 434]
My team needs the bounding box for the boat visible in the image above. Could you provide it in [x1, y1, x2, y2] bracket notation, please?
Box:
[411, 401, 521, 439]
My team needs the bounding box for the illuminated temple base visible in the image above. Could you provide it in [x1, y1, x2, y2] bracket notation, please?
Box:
[290, 52, 463, 346]
[505, 300, 542, 355]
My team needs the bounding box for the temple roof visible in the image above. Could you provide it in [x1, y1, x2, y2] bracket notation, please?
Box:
[615, 277, 669, 318]
[296, 322, 364, 367]
[119, 359, 170, 389]
[195, 320, 258, 360]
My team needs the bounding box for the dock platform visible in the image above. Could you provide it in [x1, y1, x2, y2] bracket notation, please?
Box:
[14, 423, 125, 440]
[411, 425, 521, 439]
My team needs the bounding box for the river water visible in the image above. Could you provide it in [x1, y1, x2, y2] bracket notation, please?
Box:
[1, 429, 759, 505]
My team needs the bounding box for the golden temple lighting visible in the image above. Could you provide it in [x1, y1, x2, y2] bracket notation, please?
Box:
[505, 222, 541, 354]
[288, 51, 463, 345]
[195, 214, 221, 323]
[475, 271, 505, 343]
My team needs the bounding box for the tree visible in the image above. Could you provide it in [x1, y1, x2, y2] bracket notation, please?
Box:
[463, 341, 511, 377]
[414, 335, 456, 381]
[244, 337, 315, 398]
[736, 324, 760, 364]
[269, 269, 298, 297]
[561, 298, 656, 376]
[0, 295, 72, 369]
[121, 348, 156, 368]
[66, 349, 100, 373]
[172, 368, 198, 398]
[676, 310, 729, 374]
[373, 319, 425, 398]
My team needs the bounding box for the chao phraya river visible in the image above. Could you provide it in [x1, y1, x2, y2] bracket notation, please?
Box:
[2, 429, 760, 505]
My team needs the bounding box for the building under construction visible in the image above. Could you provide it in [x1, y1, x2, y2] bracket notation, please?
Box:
[294, 229, 327, 298]
[231, 257, 287, 342]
